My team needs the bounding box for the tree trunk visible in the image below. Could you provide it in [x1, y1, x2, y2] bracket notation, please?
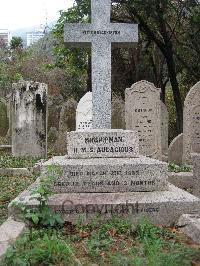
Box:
[165, 50, 183, 133]
[87, 54, 92, 92]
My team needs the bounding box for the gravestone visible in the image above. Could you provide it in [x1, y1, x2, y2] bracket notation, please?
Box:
[64, 0, 138, 129]
[54, 98, 77, 154]
[161, 101, 169, 161]
[9, 3, 200, 226]
[112, 94, 125, 129]
[11, 81, 47, 157]
[0, 98, 9, 137]
[183, 82, 200, 164]
[168, 134, 183, 165]
[76, 92, 92, 131]
[125, 81, 162, 159]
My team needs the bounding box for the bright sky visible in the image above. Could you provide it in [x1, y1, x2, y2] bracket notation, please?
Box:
[0, 0, 74, 30]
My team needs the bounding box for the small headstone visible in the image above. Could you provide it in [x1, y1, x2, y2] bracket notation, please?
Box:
[183, 82, 200, 164]
[125, 80, 162, 159]
[11, 81, 47, 157]
[55, 98, 77, 154]
[76, 92, 93, 131]
[112, 94, 125, 129]
[168, 133, 183, 165]
[161, 101, 169, 160]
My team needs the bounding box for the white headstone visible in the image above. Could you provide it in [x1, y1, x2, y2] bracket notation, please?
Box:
[183, 82, 200, 164]
[76, 92, 93, 131]
[125, 80, 162, 159]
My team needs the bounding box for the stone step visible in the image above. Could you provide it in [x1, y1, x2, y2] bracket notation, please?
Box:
[9, 183, 200, 226]
[42, 155, 168, 193]
[67, 129, 139, 159]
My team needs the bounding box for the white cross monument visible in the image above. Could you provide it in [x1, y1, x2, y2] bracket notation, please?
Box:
[64, 0, 138, 129]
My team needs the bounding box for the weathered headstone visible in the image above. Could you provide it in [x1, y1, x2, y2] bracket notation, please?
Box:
[76, 92, 92, 131]
[183, 82, 200, 164]
[161, 101, 169, 161]
[125, 80, 162, 159]
[112, 94, 125, 129]
[55, 98, 77, 154]
[11, 81, 47, 157]
[64, 0, 138, 129]
[0, 98, 9, 137]
[168, 133, 183, 165]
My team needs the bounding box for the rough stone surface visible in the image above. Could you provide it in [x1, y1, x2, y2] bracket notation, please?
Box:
[192, 153, 200, 197]
[0, 168, 31, 177]
[168, 172, 194, 191]
[11, 81, 47, 157]
[41, 155, 168, 193]
[64, 0, 138, 129]
[0, 217, 26, 260]
[112, 94, 125, 129]
[161, 101, 169, 160]
[67, 129, 139, 158]
[183, 82, 200, 164]
[55, 98, 77, 154]
[178, 214, 200, 244]
[168, 133, 183, 165]
[76, 92, 92, 131]
[9, 183, 200, 226]
[125, 81, 162, 159]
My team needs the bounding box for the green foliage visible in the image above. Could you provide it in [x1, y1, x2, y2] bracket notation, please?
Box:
[10, 36, 23, 50]
[2, 217, 200, 265]
[0, 153, 39, 168]
[168, 163, 192, 173]
[0, 174, 35, 225]
[3, 229, 74, 266]
[13, 165, 64, 228]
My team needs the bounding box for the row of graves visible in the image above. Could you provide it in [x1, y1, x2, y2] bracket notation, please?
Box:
[5, 0, 200, 225]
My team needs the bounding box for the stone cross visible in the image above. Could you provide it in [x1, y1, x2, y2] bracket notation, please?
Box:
[64, 0, 138, 129]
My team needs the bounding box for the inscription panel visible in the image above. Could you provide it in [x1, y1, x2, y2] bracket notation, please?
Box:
[67, 130, 139, 158]
[125, 81, 162, 159]
[42, 156, 168, 193]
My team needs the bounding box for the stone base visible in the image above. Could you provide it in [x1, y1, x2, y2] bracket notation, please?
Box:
[41, 155, 168, 193]
[9, 182, 200, 226]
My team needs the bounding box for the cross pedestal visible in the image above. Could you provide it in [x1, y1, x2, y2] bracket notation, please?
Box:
[64, 0, 138, 129]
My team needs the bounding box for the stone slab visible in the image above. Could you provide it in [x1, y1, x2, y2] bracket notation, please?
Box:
[41, 155, 168, 193]
[9, 183, 200, 226]
[168, 172, 194, 191]
[67, 129, 139, 158]
[0, 145, 12, 151]
[0, 168, 31, 177]
[0, 217, 26, 261]
[178, 214, 200, 244]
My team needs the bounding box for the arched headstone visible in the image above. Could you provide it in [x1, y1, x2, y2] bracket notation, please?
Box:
[183, 82, 200, 164]
[125, 80, 162, 159]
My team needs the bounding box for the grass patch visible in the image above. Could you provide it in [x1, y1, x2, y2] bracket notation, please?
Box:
[0, 175, 35, 225]
[0, 152, 40, 168]
[168, 163, 192, 173]
[2, 217, 200, 266]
